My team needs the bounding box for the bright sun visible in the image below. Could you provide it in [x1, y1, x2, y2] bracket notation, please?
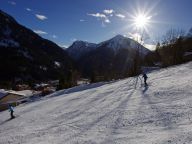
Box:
[134, 14, 150, 28]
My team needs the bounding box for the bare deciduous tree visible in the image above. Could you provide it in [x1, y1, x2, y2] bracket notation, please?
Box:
[159, 28, 185, 66]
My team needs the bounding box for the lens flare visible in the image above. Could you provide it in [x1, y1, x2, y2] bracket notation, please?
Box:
[134, 14, 150, 28]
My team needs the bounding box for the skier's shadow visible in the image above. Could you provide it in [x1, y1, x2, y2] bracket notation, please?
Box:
[0, 118, 12, 125]
[0, 116, 17, 126]
[134, 76, 142, 89]
[142, 85, 149, 94]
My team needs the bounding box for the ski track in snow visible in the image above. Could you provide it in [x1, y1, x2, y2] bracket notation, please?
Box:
[0, 62, 192, 144]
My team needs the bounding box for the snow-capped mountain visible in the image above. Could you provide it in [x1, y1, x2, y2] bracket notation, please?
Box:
[67, 35, 150, 60]
[67, 40, 97, 60]
[71, 35, 152, 79]
[98, 34, 150, 55]
[0, 10, 73, 83]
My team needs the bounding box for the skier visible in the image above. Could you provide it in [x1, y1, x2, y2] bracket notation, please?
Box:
[8, 104, 15, 119]
[142, 73, 148, 86]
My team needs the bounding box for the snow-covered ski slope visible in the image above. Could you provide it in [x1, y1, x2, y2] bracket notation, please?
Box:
[0, 62, 192, 144]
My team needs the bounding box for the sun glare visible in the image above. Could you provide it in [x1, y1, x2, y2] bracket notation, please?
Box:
[134, 14, 150, 28]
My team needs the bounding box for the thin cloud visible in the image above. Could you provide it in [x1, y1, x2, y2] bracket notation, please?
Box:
[87, 13, 110, 24]
[52, 35, 57, 39]
[35, 14, 48, 21]
[33, 30, 48, 35]
[71, 38, 77, 42]
[8, 1, 16, 5]
[26, 8, 32, 12]
[116, 14, 126, 19]
[105, 19, 111, 23]
[87, 13, 106, 18]
[80, 19, 85, 22]
[103, 9, 114, 15]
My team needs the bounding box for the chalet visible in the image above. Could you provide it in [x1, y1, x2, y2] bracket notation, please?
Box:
[77, 78, 90, 85]
[0, 90, 33, 111]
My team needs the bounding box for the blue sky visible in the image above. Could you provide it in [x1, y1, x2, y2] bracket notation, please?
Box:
[0, 0, 192, 49]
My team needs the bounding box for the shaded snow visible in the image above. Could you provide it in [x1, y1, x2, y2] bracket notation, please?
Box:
[54, 61, 61, 68]
[0, 39, 20, 47]
[17, 50, 33, 60]
[0, 62, 192, 144]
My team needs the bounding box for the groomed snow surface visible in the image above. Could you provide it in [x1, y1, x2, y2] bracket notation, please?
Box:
[0, 62, 192, 144]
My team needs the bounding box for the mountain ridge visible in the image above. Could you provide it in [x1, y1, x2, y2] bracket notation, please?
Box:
[67, 34, 150, 60]
[0, 10, 74, 86]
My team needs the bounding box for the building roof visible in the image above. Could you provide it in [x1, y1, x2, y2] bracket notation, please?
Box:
[7, 90, 34, 97]
[0, 89, 34, 102]
[0, 91, 8, 100]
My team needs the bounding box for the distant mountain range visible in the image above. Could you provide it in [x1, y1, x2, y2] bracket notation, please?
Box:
[67, 35, 151, 79]
[67, 35, 150, 60]
[0, 10, 74, 86]
[67, 41, 97, 60]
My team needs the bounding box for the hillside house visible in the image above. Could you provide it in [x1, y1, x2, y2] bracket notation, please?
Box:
[77, 78, 90, 85]
[0, 90, 34, 111]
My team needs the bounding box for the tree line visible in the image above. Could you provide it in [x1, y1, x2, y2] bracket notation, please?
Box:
[144, 28, 192, 67]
